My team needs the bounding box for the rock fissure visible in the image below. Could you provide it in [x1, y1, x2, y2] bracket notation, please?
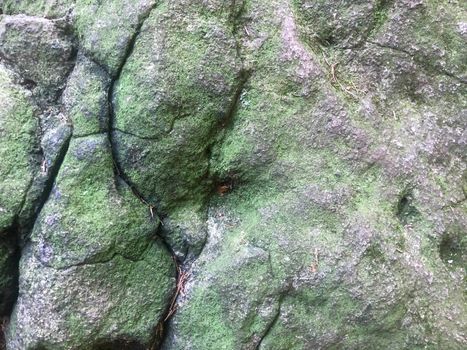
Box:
[368, 41, 467, 84]
[255, 295, 285, 350]
[103, 2, 181, 346]
[42, 249, 150, 272]
[29, 131, 71, 224]
[2, 1, 466, 349]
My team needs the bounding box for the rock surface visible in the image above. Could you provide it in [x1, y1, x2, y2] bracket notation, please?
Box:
[0, 0, 466, 349]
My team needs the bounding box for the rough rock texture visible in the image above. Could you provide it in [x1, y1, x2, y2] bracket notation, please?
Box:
[8, 136, 174, 350]
[0, 64, 38, 316]
[0, 0, 466, 349]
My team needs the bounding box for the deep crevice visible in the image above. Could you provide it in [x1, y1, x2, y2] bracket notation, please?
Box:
[106, 1, 158, 204]
[0, 225, 21, 350]
[21, 134, 72, 241]
[103, 3, 179, 348]
[396, 190, 420, 225]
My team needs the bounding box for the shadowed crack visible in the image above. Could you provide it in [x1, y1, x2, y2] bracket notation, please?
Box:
[368, 41, 467, 85]
[22, 133, 72, 238]
[104, 2, 179, 347]
[106, 2, 159, 206]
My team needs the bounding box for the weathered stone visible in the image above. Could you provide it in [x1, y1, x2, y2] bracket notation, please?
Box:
[62, 53, 111, 137]
[0, 14, 75, 97]
[7, 135, 175, 349]
[1, 0, 466, 349]
[160, 1, 467, 349]
[2, 1, 157, 75]
[0, 64, 38, 232]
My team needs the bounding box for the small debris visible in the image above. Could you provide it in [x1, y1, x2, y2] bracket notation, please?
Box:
[164, 261, 191, 322]
[310, 248, 319, 273]
[41, 159, 48, 174]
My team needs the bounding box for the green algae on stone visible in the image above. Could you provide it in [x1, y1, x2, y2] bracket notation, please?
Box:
[0, 15, 75, 95]
[0, 64, 38, 232]
[62, 53, 111, 137]
[7, 135, 176, 349]
[112, 0, 243, 212]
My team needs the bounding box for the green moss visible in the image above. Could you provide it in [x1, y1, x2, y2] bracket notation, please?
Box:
[63, 55, 110, 137]
[0, 65, 38, 231]
[31, 135, 158, 268]
[176, 288, 236, 350]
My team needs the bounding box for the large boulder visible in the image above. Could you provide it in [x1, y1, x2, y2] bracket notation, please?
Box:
[0, 0, 465, 349]
[160, 0, 467, 349]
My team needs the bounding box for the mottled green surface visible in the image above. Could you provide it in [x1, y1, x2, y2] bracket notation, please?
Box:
[7, 136, 175, 349]
[1, 0, 466, 349]
[0, 14, 75, 96]
[62, 53, 110, 137]
[0, 65, 37, 232]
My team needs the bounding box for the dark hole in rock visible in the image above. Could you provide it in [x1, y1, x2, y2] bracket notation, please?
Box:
[396, 192, 420, 225]
[0, 237, 20, 317]
[92, 339, 145, 350]
[439, 230, 466, 269]
[21, 79, 37, 90]
[316, 33, 336, 47]
[0, 226, 21, 350]
[363, 243, 386, 263]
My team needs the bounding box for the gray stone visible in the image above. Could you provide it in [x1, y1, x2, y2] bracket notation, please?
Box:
[1, 0, 466, 349]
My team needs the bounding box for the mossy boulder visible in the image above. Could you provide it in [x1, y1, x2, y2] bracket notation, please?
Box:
[7, 135, 175, 348]
[161, 0, 466, 349]
[0, 14, 75, 99]
[0, 0, 466, 349]
[0, 64, 38, 232]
